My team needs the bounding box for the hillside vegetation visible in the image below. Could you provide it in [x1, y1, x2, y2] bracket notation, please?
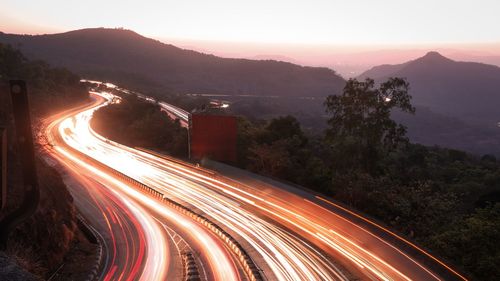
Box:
[237, 78, 500, 280]
[91, 94, 188, 157]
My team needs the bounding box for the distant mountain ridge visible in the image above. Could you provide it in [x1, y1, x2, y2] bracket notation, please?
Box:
[359, 51, 500, 128]
[359, 51, 500, 155]
[0, 28, 345, 97]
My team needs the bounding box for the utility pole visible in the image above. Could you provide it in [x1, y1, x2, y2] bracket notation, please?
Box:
[0, 80, 40, 249]
[0, 127, 6, 211]
[187, 113, 192, 160]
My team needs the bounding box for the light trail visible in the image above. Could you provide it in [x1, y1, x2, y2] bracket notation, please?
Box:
[47, 139, 170, 281]
[46, 81, 467, 281]
[57, 146, 238, 281]
[81, 79, 189, 126]
[59, 91, 345, 281]
[43, 95, 239, 281]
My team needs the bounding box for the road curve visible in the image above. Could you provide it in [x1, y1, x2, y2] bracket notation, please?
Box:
[128, 82, 468, 281]
[45, 83, 467, 281]
[41, 95, 240, 281]
[96, 82, 468, 281]
[64, 91, 350, 280]
[41, 99, 170, 280]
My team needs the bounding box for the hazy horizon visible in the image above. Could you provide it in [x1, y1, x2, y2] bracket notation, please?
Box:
[2, 0, 500, 77]
[165, 38, 500, 77]
[2, 26, 500, 78]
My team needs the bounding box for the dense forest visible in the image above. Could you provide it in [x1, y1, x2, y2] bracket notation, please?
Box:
[93, 78, 500, 280]
[238, 117, 500, 280]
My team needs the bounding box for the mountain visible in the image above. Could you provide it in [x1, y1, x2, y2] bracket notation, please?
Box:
[0, 28, 345, 97]
[249, 54, 301, 65]
[359, 51, 500, 128]
[359, 52, 500, 155]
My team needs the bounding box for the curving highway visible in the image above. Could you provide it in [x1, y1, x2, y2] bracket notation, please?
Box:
[42, 95, 240, 281]
[42, 84, 467, 281]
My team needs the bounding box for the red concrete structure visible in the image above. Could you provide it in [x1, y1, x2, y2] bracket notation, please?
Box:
[190, 114, 237, 163]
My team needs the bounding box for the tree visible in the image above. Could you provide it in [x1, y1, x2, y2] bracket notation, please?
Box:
[324, 78, 415, 174]
[427, 203, 500, 280]
[244, 116, 311, 180]
[248, 140, 291, 177]
[264, 115, 306, 144]
[91, 95, 188, 157]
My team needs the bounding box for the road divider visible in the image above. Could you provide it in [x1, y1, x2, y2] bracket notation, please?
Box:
[182, 252, 200, 281]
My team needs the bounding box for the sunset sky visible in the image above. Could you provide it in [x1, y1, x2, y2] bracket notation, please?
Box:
[1, 0, 500, 76]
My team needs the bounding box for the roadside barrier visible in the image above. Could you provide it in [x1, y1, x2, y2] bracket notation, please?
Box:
[182, 252, 200, 281]
[77, 214, 104, 281]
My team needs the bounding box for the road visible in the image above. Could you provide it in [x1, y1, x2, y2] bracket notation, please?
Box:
[42, 96, 240, 281]
[43, 85, 467, 281]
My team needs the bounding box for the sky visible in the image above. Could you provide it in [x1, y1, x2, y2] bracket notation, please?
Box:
[1, 0, 500, 76]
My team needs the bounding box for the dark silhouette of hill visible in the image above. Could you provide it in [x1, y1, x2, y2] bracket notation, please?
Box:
[0, 28, 345, 97]
[360, 51, 500, 128]
[359, 52, 500, 155]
